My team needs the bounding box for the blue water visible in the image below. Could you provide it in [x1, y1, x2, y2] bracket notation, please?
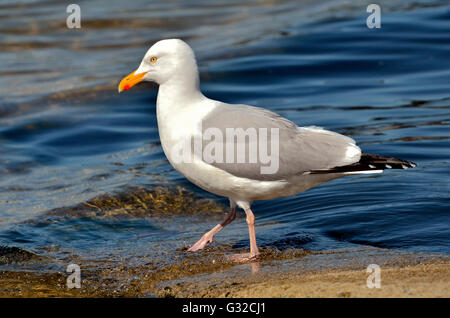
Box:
[0, 0, 449, 271]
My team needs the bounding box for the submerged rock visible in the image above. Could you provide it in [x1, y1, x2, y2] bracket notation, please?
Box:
[0, 246, 39, 265]
[44, 186, 226, 220]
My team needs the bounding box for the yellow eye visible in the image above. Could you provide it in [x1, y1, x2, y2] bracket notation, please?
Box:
[150, 56, 158, 63]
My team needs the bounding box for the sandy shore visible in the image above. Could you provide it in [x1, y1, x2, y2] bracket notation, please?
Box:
[142, 246, 448, 298]
[1, 247, 448, 297]
[179, 260, 450, 298]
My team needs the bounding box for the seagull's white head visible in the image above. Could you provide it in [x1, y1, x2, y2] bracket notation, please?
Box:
[118, 39, 199, 92]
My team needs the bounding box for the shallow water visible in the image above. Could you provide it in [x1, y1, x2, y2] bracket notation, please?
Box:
[0, 0, 449, 283]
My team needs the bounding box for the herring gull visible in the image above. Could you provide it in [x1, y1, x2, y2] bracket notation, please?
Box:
[118, 39, 416, 262]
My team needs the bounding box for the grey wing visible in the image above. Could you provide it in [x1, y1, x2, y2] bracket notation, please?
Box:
[200, 103, 361, 181]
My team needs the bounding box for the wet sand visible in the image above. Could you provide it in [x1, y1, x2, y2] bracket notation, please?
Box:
[1, 247, 448, 298]
[175, 259, 450, 298]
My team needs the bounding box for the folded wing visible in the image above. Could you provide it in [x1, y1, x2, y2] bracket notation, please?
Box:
[199, 103, 361, 181]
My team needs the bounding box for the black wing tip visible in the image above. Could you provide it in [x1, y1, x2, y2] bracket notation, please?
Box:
[361, 153, 417, 170]
[308, 154, 417, 174]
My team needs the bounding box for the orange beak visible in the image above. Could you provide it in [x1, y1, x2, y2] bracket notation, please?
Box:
[118, 70, 147, 93]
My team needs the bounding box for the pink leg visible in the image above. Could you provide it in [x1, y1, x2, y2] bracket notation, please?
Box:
[246, 208, 259, 257]
[188, 207, 236, 252]
[228, 208, 260, 262]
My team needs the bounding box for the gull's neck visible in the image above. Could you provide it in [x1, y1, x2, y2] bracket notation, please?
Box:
[156, 69, 210, 136]
[157, 70, 204, 110]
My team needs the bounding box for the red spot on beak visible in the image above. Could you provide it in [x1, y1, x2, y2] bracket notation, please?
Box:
[123, 84, 131, 91]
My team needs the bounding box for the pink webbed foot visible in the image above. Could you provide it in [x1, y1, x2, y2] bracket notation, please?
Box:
[187, 209, 236, 252]
[188, 233, 215, 251]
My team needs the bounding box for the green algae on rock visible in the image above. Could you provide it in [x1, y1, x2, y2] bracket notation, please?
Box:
[44, 186, 227, 219]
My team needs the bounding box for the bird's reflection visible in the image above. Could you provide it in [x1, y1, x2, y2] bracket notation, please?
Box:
[250, 261, 260, 274]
